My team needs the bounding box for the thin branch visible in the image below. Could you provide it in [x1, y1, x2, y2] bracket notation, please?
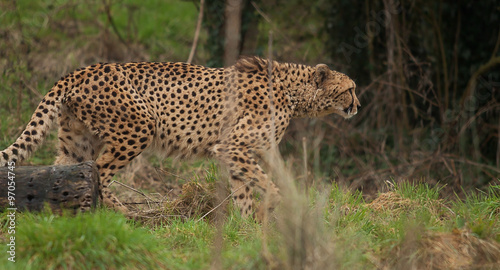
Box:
[155, 167, 189, 182]
[378, 81, 439, 107]
[250, 1, 290, 44]
[430, 10, 449, 111]
[302, 137, 308, 188]
[460, 56, 500, 107]
[123, 201, 161, 205]
[21, 80, 44, 100]
[108, 180, 157, 204]
[457, 103, 500, 138]
[195, 182, 249, 222]
[251, 1, 271, 23]
[104, 0, 127, 46]
[491, 28, 500, 59]
[443, 154, 500, 174]
[187, 0, 205, 64]
[136, 212, 188, 221]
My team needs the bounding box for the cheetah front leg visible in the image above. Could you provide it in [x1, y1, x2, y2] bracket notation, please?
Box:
[214, 144, 281, 221]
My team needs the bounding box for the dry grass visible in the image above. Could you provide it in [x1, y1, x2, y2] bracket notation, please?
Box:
[368, 190, 500, 269]
[368, 191, 414, 213]
[369, 191, 444, 215]
[389, 228, 500, 270]
[129, 181, 221, 227]
[112, 155, 227, 227]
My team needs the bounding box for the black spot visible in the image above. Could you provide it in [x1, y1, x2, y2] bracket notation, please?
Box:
[104, 66, 111, 73]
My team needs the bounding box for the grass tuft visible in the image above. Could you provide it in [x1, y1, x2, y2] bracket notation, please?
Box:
[1, 209, 166, 270]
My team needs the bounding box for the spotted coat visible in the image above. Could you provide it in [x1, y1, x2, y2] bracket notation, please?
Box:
[0, 57, 360, 220]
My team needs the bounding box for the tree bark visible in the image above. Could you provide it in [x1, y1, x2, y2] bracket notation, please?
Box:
[224, 0, 243, 66]
[0, 161, 99, 213]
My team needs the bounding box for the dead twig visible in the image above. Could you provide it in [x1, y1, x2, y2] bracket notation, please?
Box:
[187, 0, 205, 64]
[108, 180, 157, 205]
[103, 0, 126, 46]
[155, 167, 189, 182]
[21, 80, 44, 100]
[460, 56, 500, 107]
[195, 181, 249, 223]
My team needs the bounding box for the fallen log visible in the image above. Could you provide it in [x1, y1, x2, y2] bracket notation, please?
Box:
[0, 161, 99, 213]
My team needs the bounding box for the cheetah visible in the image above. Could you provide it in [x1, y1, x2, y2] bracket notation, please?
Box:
[0, 57, 360, 220]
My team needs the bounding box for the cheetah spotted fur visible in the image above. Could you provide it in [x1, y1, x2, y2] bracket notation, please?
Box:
[0, 57, 360, 220]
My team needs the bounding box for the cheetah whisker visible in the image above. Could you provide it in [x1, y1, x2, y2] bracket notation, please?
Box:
[312, 88, 319, 102]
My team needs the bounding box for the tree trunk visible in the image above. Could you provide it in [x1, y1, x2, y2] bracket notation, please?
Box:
[0, 161, 99, 213]
[224, 0, 243, 66]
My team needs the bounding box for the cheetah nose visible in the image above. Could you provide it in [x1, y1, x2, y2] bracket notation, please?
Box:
[357, 104, 361, 111]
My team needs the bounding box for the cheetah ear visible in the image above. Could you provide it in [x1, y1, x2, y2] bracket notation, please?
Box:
[314, 64, 329, 87]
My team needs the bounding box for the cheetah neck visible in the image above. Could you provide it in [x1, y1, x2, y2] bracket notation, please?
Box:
[271, 62, 318, 118]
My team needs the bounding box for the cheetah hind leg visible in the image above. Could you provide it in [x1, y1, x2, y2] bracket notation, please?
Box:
[54, 108, 142, 214]
[92, 128, 154, 214]
[53, 110, 124, 213]
[94, 148, 135, 214]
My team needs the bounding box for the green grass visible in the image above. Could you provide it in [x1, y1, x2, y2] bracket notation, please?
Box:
[1, 210, 166, 269]
[2, 182, 498, 269]
[453, 185, 500, 240]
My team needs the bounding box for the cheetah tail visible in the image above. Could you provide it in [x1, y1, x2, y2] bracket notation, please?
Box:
[0, 85, 63, 166]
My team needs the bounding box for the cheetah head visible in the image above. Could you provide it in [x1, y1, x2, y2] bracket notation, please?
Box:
[310, 64, 360, 119]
